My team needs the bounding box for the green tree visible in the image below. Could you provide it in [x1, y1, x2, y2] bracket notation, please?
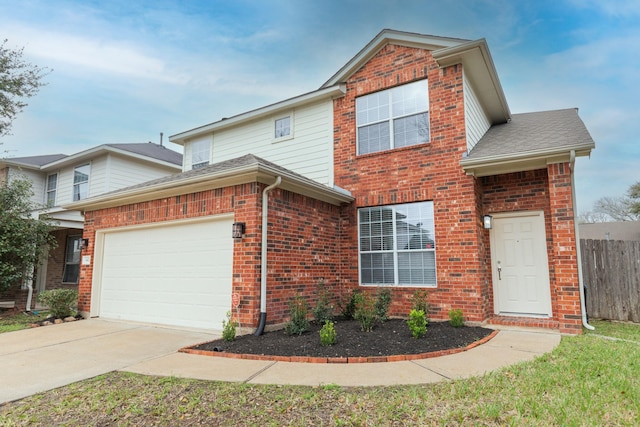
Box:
[0, 178, 57, 292]
[1, 39, 50, 138]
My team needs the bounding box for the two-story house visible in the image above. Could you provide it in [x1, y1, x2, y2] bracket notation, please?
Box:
[67, 30, 595, 334]
[0, 143, 182, 309]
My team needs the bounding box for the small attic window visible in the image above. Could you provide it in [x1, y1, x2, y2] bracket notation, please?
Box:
[191, 139, 210, 169]
[274, 113, 293, 141]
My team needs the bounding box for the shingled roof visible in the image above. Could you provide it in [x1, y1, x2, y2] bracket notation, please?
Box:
[106, 143, 182, 166]
[461, 108, 595, 176]
[64, 154, 353, 211]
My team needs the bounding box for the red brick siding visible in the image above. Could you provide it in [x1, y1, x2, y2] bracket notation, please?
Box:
[44, 229, 83, 291]
[78, 182, 342, 328]
[480, 166, 582, 334]
[334, 44, 486, 322]
[547, 163, 582, 333]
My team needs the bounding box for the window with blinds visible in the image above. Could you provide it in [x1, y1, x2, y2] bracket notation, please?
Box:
[358, 201, 436, 287]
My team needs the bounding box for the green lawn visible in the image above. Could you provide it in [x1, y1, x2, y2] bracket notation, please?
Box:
[0, 311, 49, 334]
[0, 320, 638, 426]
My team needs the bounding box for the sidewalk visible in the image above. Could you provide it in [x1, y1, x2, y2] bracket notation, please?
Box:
[122, 328, 561, 387]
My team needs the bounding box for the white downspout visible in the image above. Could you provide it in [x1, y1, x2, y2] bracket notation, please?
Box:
[255, 176, 282, 335]
[569, 150, 594, 331]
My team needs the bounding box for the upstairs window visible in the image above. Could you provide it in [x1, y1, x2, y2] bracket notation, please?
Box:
[191, 139, 210, 169]
[46, 173, 57, 207]
[73, 164, 90, 201]
[356, 80, 430, 155]
[274, 113, 293, 142]
[275, 116, 291, 138]
[358, 201, 436, 287]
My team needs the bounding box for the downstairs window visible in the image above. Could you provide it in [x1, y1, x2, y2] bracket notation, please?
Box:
[358, 201, 436, 287]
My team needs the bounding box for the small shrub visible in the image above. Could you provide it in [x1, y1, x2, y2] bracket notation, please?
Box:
[449, 309, 464, 327]
[354, 292, 378, 332]
[221, 311, 237, 342]
[313, 281, 334, 324]
[338, 289, 360, 320]
[411, 290, 429, 320]
[375, 288, 392, 322]
[319, 320, 337, 346]
[407, 309, 427, 338]
[37, 289, 78, 318]
[285, 294, 310, 335]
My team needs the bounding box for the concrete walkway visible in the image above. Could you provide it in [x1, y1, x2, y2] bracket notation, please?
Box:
[0, 319, 560, 404]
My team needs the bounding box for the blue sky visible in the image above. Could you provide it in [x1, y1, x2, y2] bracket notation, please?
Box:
[1, 0, 638, 214]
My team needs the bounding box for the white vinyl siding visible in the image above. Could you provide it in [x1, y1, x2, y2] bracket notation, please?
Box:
[7, 167, 46, 206]
[209, 100, 334, 186]
[463, 72, 491, 152]
[106, 155, 178, 191]
[358, 202, 436, 287]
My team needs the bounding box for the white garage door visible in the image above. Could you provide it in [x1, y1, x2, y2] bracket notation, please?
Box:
[96, 217, 233, 331]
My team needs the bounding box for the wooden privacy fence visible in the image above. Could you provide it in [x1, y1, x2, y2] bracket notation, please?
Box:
[580, 239, 640, 323]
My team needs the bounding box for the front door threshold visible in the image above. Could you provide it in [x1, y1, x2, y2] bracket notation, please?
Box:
[484, 315, 559, 331]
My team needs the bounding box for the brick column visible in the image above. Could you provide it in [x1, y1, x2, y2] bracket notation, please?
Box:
[547, 162, 582, 334]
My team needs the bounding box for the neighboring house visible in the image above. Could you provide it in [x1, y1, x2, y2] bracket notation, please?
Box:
[0, 143, 182, 309]
[579, 221, 640, 241]
[67, 30, 595, 334]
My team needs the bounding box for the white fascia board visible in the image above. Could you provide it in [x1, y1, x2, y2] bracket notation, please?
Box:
[322, 29, 466, 88]
[63, 163, 354, 211]
[170, 85, 346, 145]
[461, 143, 595, 177]
[433, 39, 511, 124]
[0, 160, 42, 171]
[42, 145, 181, 171]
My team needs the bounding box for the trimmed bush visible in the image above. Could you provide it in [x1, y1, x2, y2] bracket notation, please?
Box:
[354, 292, 377, 332]
[313, 281, 334, 324]
[449, 309, 464, 327]
[407, 309, 427, 338]
[285, 294, 310, 335]
[375, 288, 392, 322]
[319, 320, 337, 346]
[221, 311, 237, 342]
[338, 289, 360, 320]
[37, 289, 78, 318]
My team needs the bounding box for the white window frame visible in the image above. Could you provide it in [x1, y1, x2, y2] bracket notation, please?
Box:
[273, 111, 294, 142]
[73, 164, 90, 201]
[191, 139, 211, 169]
[45, 173, 58, 207]
[356, 79, 430, 155]
[358, 201, 436, 287]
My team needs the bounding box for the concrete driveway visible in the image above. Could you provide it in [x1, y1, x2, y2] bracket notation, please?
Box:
[0, 319, 216, 404]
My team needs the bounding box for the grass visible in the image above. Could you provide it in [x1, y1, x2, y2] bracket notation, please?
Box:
[0, 310, 49, 334]
[0, 319, 639, 426]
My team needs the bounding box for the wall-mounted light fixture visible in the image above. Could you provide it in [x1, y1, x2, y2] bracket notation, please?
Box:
[482, 215, 493, 230]
[79, 238, 89, 250]
[232, 222, 246, 239]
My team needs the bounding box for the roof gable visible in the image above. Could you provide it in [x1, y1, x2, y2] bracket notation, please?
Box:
[322, 29, 467, 88]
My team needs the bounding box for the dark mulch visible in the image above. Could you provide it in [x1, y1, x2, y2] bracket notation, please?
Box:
[193, 318, 493, 358]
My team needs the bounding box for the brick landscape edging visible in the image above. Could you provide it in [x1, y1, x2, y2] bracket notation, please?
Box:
[178, 329, 500, 364]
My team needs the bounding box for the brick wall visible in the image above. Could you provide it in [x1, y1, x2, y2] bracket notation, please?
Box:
[78, 182, 342, 328]
[547, 163, 582, 333]
[44, 229, 82, 291]
[333, 44, 487, 322]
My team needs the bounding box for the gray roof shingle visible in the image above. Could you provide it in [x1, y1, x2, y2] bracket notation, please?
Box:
[106, 143, 182, 165]
[4, 154, 68, 166]
[467, 108, 595, 160]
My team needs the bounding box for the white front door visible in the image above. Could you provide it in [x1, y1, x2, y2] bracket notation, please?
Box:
[490, 211, 552, 316]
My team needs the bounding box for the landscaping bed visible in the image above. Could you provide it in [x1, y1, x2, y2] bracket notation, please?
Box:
[191, 318, 494, 359]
